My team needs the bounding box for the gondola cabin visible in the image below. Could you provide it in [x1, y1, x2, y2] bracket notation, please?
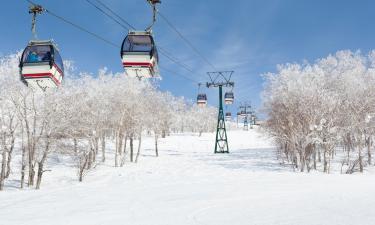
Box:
[197, 94, 207, 107]
[121, 31, 159, 78]
[19, 40, 64, 91]
[224, 92, 234, 105]
[225, 112, 232, 121]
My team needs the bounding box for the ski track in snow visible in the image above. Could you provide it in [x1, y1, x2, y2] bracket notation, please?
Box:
[1, 128, 375, 225]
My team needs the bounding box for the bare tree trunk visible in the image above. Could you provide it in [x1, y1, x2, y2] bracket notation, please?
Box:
[20, 145, 26, 189]
[313, 145, 317, 170]
[327, 148, 332, 174]
[115, 132, 119, 167]
[120, 135, 128, 167]
[91, 138, 98, 164]
[346, 134, 352, 164]
[115, 131, 123, 167]
[323, 146, 328, 173]
[130, 136, 134, 162]
[73, 138, 78, 154]
[36, 161, 44, 190]
[346, 144, 351, 164]
[155, 135, 159, 157]
[79, 156, 88, 182]
[101, 134, 106, 163]
[20, 126, 26, 189]
[118, 134, 123, 164]
[299, 153, 305, 172]
[36, 140, 49, 190]
[87, 150, 92, 169]
[5, 131, 16, 178]
[5, 136, 15, 179]
[367, 137, 372, 165]
[28, 103, 39, 187]
[0, 150, 7, 191]
[87, 143, 96, 170]
[306, 157, 311, 172]
[283, 143, 289, 162]
[135, 135, 142, 163]
[292, 155, 298, 171]
[35, 138, 51, 189]
[28, 147, 35, 187]
[123, 135, 128, 155]
[318, 148, 322, 163]
[94, 136, 99, 155]
[86, 139, 97, 170]
[162, 130, 166, 138]
[359, 146, 363, 173]
[21, 97, 36, 187]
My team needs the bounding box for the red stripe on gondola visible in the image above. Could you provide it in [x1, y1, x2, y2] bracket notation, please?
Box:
[53, 63, 64, 76]
[23, 73, 61, 86]
[122, 62, 154, 67]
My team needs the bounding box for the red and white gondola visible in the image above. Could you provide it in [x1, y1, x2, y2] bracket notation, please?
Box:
[121, 31, 159, 78]
[19, 40, 64, 91]
[225, 112, 232, 121]
[224, 91, 234, 105]
[197, 94, 208, 107]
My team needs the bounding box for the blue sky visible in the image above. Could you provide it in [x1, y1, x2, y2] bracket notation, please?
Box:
[1, 0, 375, 115]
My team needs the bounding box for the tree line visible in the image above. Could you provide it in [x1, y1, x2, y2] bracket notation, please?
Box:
[0, 52, 217, 190]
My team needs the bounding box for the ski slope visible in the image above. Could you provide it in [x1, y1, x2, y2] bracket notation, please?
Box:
[1, 128, 374, 225]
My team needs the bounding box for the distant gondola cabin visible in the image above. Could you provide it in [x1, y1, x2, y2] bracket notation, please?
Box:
[197, 94, 207, 107]
[224, 92, 234, 104]
[225, 112, 232, 121]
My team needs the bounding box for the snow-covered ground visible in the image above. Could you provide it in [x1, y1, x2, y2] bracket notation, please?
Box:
[1, 128, 375, 225]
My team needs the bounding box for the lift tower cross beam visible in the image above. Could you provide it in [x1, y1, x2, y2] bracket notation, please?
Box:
[206, 71, 234, 154]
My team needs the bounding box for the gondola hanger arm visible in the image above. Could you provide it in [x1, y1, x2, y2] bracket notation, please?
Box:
[145, 0, 161, 32]
[29, 4, 45, 40]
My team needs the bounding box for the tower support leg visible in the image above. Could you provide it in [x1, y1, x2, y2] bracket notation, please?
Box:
[214, 85, 229, 154]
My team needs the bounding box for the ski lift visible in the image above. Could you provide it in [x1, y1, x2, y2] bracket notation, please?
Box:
[224, 91, 234, 105]
[240, 110, 246, 117]
[196, 83, 207, 107]
[19, 5, 64, 91]
[121, 31, 159, 78]
[197, 94, 207, 107]
[121, 1, 161, 79]
[225, 112, 232, 121]
[20, 40, 64, 90]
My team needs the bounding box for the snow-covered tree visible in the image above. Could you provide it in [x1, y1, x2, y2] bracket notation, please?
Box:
[263, 50, 375, 173]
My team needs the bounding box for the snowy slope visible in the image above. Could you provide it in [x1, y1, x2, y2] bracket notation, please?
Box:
[1, 128, 375, 225]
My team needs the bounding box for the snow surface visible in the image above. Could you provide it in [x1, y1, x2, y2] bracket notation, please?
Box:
[1, 128, 375, 225]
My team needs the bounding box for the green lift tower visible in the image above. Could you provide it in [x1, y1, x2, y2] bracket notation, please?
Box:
[206, 71, 235, 154]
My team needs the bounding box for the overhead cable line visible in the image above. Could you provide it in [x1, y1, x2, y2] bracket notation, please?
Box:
[82, 0, 201, 80]
[158, 48, 196, 74]
[25, 0, 119, 48]
[159, 66, 198, 84]
[158, 12, 217, 71]
[85, 0, 131, 31]
[94, 0, 136, 30]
